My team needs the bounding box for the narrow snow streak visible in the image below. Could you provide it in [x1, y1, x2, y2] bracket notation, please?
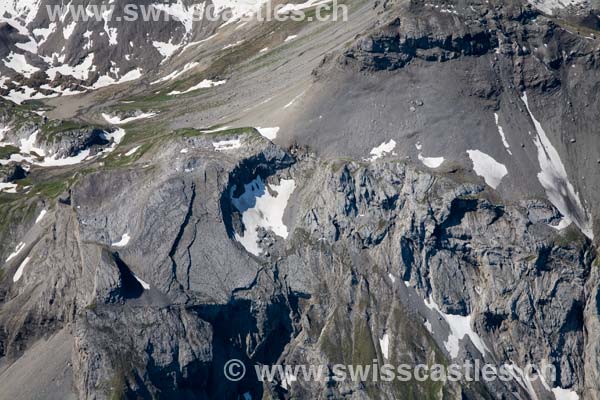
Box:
[521, 92, 593, 240]
[494, 113, 512, 155]
[102, 112, 156, 125]
[133, 272, 151, 290]
[6, 242, 26, 262]
[35, 209, 47, 224]
[379, 333, 390, 359]
[124, 146, 141, 156]
[13, 257, 30, 282]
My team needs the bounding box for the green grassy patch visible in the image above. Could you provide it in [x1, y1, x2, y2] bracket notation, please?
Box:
[0, 145, 20, 159]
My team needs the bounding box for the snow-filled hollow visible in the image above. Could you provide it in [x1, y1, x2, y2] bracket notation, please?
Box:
[230, 177, 296, 256]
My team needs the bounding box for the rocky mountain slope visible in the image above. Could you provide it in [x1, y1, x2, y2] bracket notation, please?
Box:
[1, 0, 600, 399]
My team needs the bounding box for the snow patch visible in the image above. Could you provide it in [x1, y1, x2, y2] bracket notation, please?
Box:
[552, 387, 579, 400]
[281, 370, 297, 390]
[494, 113, 512, 155]
[256, 127, 279, 140]
[0, 182, 18, 193]
[153, 39, 181, 62]
[112, 233, 131, 247]
[278, 0, 332, 13]
[6, 242, 26, 262]
[151, 62, 199, 85]
[124, 146, 141, 156]
[213, 139, 242, 151]
[424, 321, 433, 333]
[132, 272, 151, 290]
[168, 79, 226, 95]
[418, 154, 445, 168]
[47, 53, 95, 81]
[13, 257, 30, 282]
[521, 92, 593, 240]
[4, 52, 39, 78]
[35, 209, 47, 224]
[379, 333, 390, 359]
[63, 21, 76, 39]
[388, 273, 396, 283]
[467, 149, 508, 189]
[231, 177, 296, 256]
[37, 150, 91, 167]
[102, 112, 156, 125]
[367, 139, 396, 161]
[90, 68, 143, 89]
[425, 296, 489, 358]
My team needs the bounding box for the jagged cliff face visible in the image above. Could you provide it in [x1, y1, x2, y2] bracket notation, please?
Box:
[1, 0, 600, 399]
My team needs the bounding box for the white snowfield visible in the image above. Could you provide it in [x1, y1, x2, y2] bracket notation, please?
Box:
[367, 139, 396, 161]
[231, 177, 296, 256]
[466, 149, 508, 189]
[425, 296, 489, 359]
[3, 52, 39, 78]
[522, 92, 594, 240]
